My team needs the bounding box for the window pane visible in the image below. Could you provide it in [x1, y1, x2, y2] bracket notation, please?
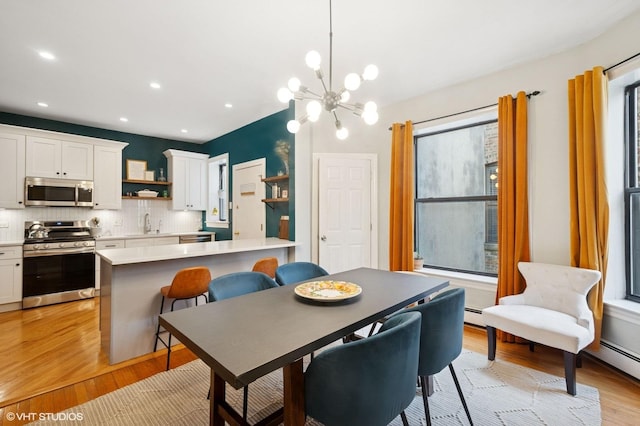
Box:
[630, 193, 640, 296]
[416, 201, 498, 274]
[416, 122, 498, 198]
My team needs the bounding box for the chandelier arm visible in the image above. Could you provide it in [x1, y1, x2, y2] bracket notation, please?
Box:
[296, 91, 323, 100]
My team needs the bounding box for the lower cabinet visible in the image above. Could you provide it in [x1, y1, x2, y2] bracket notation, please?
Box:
[0, 246, 22, 305]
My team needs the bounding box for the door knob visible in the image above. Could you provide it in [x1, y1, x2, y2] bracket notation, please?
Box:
[234, 232, 240, 235]
[321, 235, 327, 241]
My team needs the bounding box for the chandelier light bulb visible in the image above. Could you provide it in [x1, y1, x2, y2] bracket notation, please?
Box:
[362, 110, 379, 125]
[287, 120, 301, 134]
[306, 100, 322, 119]
[288, 77, 301, 92]
[277, 88, 294, 103]
[336, 126, 349, 140]
[344, 73, 361, 91]
[305, 50, 322, 70]
[340, 90, 351, 102]
[362, 64, 379, 81]
[364, 101, 377, 112]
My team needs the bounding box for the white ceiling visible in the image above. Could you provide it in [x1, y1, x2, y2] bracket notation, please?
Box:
[1, 0, 639, 143]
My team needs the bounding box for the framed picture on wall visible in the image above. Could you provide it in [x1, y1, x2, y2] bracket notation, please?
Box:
[126, 159, 147, 180]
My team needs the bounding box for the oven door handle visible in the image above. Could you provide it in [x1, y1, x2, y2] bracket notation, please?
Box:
[23, 247, 95, 257]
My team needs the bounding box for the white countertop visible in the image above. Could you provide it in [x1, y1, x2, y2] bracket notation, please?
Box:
[97, 237, 297, 266]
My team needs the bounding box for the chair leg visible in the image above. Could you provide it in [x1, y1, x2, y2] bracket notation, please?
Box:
[449, 363, 473, 425]
[563, 351, 577, 395]
[487, 326, 496, 360]
[529, 341, 535, 352]
[153, 296, 165, 352]
[400, 411, 409, 426]
[576, 351, 583, 368]
[419, 375, 432, 426]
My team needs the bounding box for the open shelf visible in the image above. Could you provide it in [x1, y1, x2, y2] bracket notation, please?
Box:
[261, 175, 288, 183]
[122, 196, 172, 200]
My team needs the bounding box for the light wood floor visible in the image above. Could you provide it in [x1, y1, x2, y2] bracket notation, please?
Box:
[0, 298, 639, 425]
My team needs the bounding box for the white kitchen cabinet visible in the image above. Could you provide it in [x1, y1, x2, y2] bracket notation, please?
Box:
[93, 145, 124, 209]
[0, 132, 26, 209]
[0, 246, 22, 305]
[124, 236, 179, 248]
[164, 149, 208, 211]
[26, 136, 93, 180]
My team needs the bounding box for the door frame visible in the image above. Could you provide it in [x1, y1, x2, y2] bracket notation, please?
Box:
[312, 153, 378, 268]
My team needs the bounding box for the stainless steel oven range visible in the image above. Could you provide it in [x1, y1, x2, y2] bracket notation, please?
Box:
[22, 220, 95, 309]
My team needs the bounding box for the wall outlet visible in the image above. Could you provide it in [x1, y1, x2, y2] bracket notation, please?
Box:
[0, 222, 8, 228]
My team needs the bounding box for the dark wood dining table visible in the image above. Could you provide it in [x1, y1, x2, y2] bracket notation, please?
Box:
[159, 267, 449, 426]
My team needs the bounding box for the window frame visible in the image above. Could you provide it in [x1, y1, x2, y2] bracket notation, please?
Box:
[414, 118, 498, 277]
[625, 80, 640, 302]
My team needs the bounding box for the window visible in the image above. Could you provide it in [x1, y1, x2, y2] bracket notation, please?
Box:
[415, 119, 498, 275]
[625, 80, 640, 302]
[206, 153, 229, 228]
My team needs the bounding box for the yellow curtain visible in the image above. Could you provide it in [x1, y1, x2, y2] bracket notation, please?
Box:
[497, 92, 531, 343]
[568, 67, 609, 350]
[389, 121, 414, 271]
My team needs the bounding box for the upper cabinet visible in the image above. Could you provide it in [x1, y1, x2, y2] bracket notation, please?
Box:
[94, 144, 125, 210]
[26, 136, 93, 180]
[0, 132, 26, 209]
[164, 149, 208, 211]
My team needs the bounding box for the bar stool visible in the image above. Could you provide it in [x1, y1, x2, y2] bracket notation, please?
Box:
[154, 266, 211, 370]
[251, 256, 278, 279]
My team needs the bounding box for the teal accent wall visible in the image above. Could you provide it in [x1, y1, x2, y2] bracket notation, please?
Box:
[204, 107, 295, 241]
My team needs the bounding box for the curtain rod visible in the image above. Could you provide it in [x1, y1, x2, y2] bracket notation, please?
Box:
[604, 51, 640, 73]
[388, 90, 541, 130]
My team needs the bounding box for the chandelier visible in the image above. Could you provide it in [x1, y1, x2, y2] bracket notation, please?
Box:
[277, 0, 379, 140]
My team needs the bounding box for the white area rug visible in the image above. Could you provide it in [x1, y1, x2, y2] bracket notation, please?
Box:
[31, 351, 600, 425]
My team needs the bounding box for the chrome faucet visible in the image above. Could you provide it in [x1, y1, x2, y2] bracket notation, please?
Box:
[144, 213, 151, 234]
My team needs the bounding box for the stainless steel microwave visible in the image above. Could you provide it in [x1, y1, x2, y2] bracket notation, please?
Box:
[25, 177, 94, 207]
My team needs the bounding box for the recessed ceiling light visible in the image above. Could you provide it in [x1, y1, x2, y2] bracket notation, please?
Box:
[38, 51, 56, 61]
[37, 102, 48, 108]
[150, 82, 161, 89]
[120, 117, 129, 122]
[224, 103, 233, 108]
[181, 129, 188, 133]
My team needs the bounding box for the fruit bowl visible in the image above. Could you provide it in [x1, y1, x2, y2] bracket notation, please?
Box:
[137, 189, 159, 198]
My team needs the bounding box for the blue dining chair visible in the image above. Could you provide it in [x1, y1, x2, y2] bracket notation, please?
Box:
[403, 288, 473, 426]
[305, 311, 422, 426]
[274, 261, 328, 285]
[208, 270, 278, 301]
[207, 271, 278, 420]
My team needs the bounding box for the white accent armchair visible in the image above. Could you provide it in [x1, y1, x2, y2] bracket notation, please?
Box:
[482, 262, 601, 395]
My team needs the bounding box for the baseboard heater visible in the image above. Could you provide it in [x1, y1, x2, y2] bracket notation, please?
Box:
[600, 340, 640, 363]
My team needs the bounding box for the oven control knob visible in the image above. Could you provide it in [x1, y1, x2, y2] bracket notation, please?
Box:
[84, 241, 91, 247]
[33, 244, 40, 250]
[74, 242, 81, 247]
[43, 244, 50, 249]
[59, 243, 66, 248]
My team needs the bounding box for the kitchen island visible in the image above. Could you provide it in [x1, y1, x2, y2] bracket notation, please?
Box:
[97, 238, 297, 364]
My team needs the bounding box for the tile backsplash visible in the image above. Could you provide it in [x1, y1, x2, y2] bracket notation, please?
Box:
[0, 199, 203, 241]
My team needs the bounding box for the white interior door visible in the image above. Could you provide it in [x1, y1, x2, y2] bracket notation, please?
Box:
[232, 159, 265, 239]
[318, 156, 373, 273]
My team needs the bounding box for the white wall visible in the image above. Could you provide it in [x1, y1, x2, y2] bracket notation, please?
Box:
[294, 9, 640, 378]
